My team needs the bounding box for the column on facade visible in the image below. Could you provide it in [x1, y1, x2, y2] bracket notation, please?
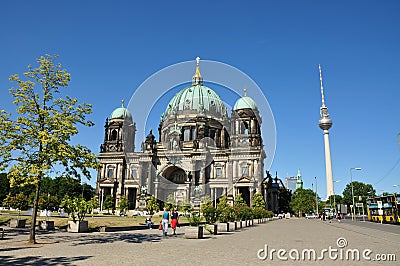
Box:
[233, 160, 238, 181]
[116, 163, 123, 197]
[249, 186, 254, 207]
[202, 165, 206, 185]
[221, 127, 225, 147]
[100, 187, 104, 212]
[138, 164, 143, 186]
[154, 182, 158, 199]
[147, 163, 152, 193]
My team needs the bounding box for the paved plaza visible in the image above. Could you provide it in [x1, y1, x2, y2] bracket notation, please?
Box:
[1, 218, 399, 265]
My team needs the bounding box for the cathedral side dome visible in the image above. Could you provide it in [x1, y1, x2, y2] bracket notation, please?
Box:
[233, 89, 258, 110]
[110, 100, 132, 120]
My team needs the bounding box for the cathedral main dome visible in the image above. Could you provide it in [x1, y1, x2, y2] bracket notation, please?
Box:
[163, 57, 227, 120]
[164, 84, 227, 118]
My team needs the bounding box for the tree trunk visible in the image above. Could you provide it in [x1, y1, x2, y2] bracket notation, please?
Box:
[29, 179, 41, 244]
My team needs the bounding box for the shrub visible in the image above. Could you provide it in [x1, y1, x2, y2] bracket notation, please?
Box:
[146, 195, 159, 215]
[117, 195, 129, 214]
[103, 195, 115, 214]
[202, 204, 217, 224]
[3, 193, 29, 218]
[38, 194, 59, 211]
[188, 211, 201, 226]
[60, 195, 90, 223]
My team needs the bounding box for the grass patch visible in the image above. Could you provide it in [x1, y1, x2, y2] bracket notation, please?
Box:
[0, 212, 190, 228]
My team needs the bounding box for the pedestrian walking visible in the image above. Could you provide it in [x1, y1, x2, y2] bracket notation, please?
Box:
[171, 208, 179, 235]
[337, 213, 342, 223]
[162, 208, 169, 236]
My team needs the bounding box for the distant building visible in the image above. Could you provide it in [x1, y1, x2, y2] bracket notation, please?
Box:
[296, 169, 303, 190]
[285, 176, 297, 193]
[284, 169, 303, 193]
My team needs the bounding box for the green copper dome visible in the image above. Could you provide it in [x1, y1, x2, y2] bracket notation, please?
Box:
[165, 84, 227, 118]
[110, 102, 132, 120]
[233, 96, 258, 110]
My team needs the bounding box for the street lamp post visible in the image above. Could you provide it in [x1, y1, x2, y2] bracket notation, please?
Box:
[333, 180, 341, 214]
[350, 167, 362, 221]
[315, 177, 318, 215]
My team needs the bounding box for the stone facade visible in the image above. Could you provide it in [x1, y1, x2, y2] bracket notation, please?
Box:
[96, 60, 266, 210]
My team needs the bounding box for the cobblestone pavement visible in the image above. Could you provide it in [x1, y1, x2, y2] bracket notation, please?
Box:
[0, 218, 399, 265]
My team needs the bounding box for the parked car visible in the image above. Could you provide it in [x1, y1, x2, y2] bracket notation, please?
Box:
[305, 213, 318, 219]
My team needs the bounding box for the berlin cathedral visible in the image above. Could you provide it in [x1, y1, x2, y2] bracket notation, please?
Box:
[96, 58, 267, 211]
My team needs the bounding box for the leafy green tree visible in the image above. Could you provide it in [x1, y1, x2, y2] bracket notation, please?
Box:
[87, 196, 99, 217]
[81, 182, 95, 201]
[343, 181, 375, 206]
[251, 193, 265, 209]
[290, 188, 316, 217]
[60, 195, 90, 223]
[216, 195, 231, 222]
[201, 195, 216, 223]
[187, 211, 201, 226]
[179, 197, 192, 215]
[4, 193, 29, 218]
[53, 175, 83, 199]
[217, 195, 229, 209]
[327, 194, 343, 209]
[343, 181, 375, 213]
[0, 55, 100, 243]
[117, 195, 129, 214]
[146, 195, 159, 215]
[0, 173, 10, 203]
[38, 194, 60, 211]
[233, 193, 246, 207]
[164, 194, 176, 211]
[103, 195, 115, 214]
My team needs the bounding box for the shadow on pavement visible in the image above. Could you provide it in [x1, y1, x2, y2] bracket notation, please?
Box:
[35, 232, 164, 246]
[0, 255, 92, 265]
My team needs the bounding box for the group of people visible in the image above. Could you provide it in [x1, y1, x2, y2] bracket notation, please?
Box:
[319, 212, 342, 223]
[145, 208, 179, 236]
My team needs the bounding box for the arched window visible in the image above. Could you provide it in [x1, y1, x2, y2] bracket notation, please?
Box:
[111, 129, 118, 140]
[131, 169, 137, 179]
[241, 166, 248, 177]
[107, 168, 114, 178]
[184, 127, 190, 141]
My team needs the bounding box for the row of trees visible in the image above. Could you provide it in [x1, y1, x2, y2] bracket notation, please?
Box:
[143, 193, 274, 225]
[290, 181, 376, 216]
[1, 173, 95, 209]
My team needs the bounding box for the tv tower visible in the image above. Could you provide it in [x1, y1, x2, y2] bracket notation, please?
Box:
[318, 64, 334, 199]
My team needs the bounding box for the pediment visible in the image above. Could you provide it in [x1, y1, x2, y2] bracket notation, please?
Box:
[99, 178, 114, 184]
[124, 179, 140, 186]
[237, 176, 251, 183]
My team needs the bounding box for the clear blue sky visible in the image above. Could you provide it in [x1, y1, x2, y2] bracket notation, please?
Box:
[1, 1, 399, 199]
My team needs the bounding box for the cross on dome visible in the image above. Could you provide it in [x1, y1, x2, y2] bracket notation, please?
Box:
[192, 56, 203, 85]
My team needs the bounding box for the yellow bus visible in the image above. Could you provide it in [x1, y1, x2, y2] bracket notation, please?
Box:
[366, 194, 399, 224]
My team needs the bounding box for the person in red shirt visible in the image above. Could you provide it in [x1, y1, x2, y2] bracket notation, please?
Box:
[171, 208, 179, 235]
